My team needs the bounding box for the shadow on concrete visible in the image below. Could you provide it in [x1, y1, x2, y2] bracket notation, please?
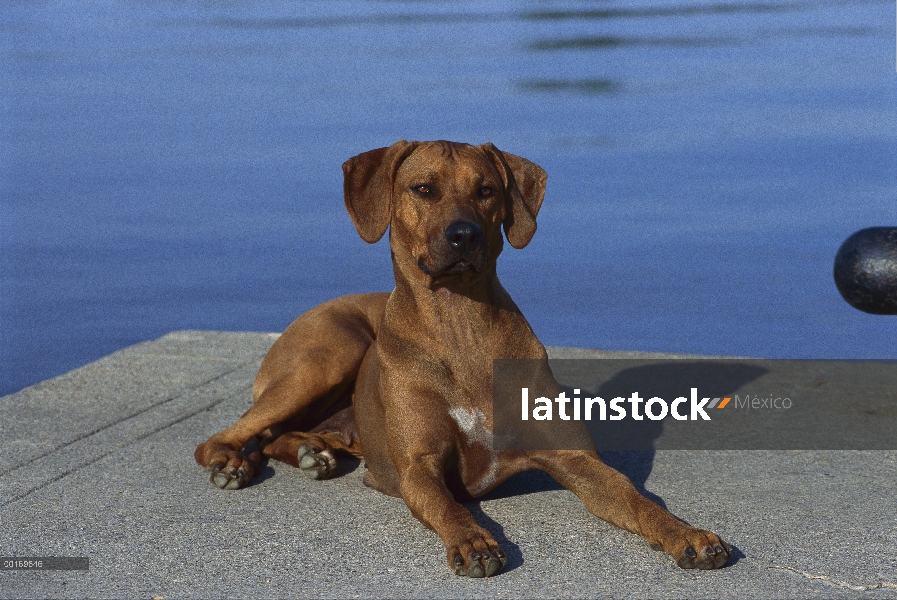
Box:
[482, 471, 565, 503]
[334, 456, 363, 477]
[466, 502, 524, 573]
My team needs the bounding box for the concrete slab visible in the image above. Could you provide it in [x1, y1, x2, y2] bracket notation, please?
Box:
[1, 331, 895, 598]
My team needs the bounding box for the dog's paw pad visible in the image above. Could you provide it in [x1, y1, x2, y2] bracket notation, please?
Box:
[208, 463, 252, 490]
[669, 528, 731, 570]
[296, 444, 337, 480]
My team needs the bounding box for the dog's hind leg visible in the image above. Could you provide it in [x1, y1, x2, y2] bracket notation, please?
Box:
[262, 405, 363, 480]
[195, 292, 388, 489]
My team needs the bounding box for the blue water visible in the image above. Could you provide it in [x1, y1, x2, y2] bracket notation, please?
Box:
[2, 0, 896, 396]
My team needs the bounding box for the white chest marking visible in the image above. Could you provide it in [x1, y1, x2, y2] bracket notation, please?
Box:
[448, 407, 498, 494]
[448, 407, 492, 447]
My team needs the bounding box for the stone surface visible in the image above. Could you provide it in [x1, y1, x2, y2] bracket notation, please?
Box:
[1, 331, 895, 598]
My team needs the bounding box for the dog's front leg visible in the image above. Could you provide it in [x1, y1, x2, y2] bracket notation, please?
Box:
[397, 455, 507, 578]
[533, 450, 731, 569]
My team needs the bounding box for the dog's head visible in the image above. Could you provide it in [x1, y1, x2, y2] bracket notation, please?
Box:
[343, 140, 547, 288]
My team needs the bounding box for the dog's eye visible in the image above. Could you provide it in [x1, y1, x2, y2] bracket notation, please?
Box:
[479, 186, 494, 197]
[413, 185, 432, 196]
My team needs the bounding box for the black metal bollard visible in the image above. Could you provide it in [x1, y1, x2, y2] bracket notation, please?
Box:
[833, 227, 897, 315]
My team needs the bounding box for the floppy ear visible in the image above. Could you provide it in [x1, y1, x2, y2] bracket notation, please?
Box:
[480, 143, 548, 249]
[342, 140, 417, 243]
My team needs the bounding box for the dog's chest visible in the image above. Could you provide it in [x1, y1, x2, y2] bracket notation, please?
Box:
[447, 405, 499, 496]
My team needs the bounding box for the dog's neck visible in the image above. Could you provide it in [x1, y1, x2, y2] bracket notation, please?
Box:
[386, 259, 543, 363]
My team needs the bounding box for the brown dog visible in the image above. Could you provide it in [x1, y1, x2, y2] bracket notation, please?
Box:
[194, 140, 731, 577]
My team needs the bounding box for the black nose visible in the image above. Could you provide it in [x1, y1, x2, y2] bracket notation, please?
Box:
[445, 221, 484, 253]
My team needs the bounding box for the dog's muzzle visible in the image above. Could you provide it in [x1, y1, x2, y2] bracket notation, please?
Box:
[419, 221, 488, 276]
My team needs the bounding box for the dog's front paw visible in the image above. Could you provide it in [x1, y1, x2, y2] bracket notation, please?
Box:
[655, 527, 731, 570]
[209, 462, 254, 490]
[195, 442, 257, 490]
[296, 444, 337, 480]
[447, 534, 507, 578]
